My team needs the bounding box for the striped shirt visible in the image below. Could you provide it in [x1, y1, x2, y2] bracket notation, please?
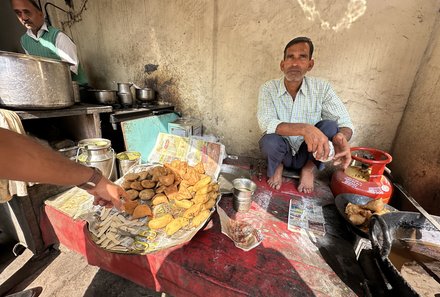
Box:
[257, 76, 354, 155]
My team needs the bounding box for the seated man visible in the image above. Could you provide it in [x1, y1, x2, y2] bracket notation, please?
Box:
[257, 36, 354, 193]
[11, 0, 88, 86]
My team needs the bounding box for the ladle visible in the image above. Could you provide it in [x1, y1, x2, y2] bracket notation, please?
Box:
[394, 183, 440, 232]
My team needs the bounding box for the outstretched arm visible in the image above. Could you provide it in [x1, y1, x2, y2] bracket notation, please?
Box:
[0, 128, 126, 209]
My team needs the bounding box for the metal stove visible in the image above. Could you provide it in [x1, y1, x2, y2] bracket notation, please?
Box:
[109, 101, 179, 129]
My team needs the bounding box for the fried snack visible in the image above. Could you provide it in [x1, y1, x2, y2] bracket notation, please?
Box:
[126, 189, 139, 200]
[138, 171, 150, 181]
[193, 175, 211, 192]
[121, 180, 133, 190]
[155, 185, 166, 193]
[178, 185, 192, 200]
[191, 209, 210, 227]
[195, 184, 210, 196]
[141, 180, 156, 189]
[165, 217, 189, 236]
[348, 213, 367, 225]
[124, 199, 139, 215]
[183, 203, 203, 218]
[375, 208, 391, 216]
[124, 173, 139, 181]
[164, 184, 178, 200]
[152, 194, 169, 205]
[183, 167, 199, 186]
[139, 189, 155, 200]
[158, 173, 175, 186]
[345, 198, 386, 227]
[194, 162, 205, 174]
[364, 198, 384, 213]
[193, 193, 209, 204]
[151, 166, 167, 182]
[174, 199, 193, 209]
[148, 213, 173, 229]
[130, 181, 144, 191]
[132, 204, 152, 219]
[203, 198, 216, 210]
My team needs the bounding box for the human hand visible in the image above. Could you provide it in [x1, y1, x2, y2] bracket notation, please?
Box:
[332, 132, 351, 169]
[88, 177, 129, 211]
[302, 125, 331, 160]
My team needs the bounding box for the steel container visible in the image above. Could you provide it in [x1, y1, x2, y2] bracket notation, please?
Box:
[117, 82, 132, 94]
[0, 50, 74, 110]
[116, 151, 141, 178]
[232, 178, 257, 212]
[76, 138, 117, 181]
[89, 90, 119, 105]
[135, 87, 155, 101]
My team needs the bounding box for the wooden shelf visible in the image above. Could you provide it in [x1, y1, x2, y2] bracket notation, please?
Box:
[14, 103, 112, 120]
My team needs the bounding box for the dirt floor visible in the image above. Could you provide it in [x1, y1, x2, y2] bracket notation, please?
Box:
[0, 240, 167, 297]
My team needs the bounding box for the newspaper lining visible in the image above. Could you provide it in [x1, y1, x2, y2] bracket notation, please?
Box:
[147, 133, 226, 179]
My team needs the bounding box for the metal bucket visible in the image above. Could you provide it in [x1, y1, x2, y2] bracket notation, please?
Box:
[76, 138, 117, 181]
[116, 151, 141, 178]
[232, 178, 257, 212]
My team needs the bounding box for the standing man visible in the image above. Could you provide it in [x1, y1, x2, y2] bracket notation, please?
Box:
[257, 36, 354, 193]
[10, 0, 88, 86]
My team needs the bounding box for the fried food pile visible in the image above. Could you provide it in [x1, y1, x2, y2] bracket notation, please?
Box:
[121, 160, 220, 236]
[345, 198, 390, 228]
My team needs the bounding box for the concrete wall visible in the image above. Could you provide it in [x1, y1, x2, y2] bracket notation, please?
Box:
[390, 16, 440, 215]
[46, 0, 439, 156]
[2, 1, 439, 211]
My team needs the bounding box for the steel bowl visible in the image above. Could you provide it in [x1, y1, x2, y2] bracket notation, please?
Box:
[135, 87, 155, 101]
[90, 90, 118, 105]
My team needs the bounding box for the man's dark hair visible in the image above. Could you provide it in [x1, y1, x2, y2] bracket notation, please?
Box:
[11, 0, 42, 11]
[283, 37, 314, 60]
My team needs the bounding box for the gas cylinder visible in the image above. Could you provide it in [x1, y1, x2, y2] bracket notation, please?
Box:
[330, 147, 393, 203]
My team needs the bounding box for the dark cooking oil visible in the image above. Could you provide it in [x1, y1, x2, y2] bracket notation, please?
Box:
[389, 239, 440, 296]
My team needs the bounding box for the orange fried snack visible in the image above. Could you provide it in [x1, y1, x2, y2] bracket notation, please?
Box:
[132, 204, 152, 219]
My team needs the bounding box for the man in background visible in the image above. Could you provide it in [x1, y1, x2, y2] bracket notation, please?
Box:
[10, 0, 88, 86]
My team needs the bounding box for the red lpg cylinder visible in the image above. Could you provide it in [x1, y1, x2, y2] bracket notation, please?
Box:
[330, 147, 393, 204]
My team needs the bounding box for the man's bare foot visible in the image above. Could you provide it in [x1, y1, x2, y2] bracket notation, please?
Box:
[267, 163, 283, 190]
[298, 161, 316, 194]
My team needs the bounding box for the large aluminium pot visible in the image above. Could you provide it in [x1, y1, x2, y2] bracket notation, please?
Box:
[0, 50, 74, 110]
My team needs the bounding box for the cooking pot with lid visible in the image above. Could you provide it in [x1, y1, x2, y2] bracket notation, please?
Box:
[0, 50, 74, 110]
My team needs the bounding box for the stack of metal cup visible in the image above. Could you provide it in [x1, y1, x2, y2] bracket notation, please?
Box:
[117, 82, 133, 107]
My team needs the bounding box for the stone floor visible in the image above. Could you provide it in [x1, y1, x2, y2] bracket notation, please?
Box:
[0, 239, 166, 297]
